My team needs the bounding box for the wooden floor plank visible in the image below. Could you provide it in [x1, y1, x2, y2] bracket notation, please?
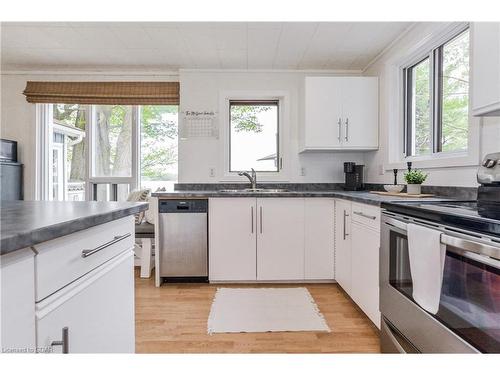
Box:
[134, 269, 380, 353]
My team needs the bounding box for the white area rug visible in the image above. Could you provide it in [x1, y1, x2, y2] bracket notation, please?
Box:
[207, 287, 331, 334]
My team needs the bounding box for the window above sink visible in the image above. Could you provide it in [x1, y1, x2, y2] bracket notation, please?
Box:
[219, 90, 290, 182]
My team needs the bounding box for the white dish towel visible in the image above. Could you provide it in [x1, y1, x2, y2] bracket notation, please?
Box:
[407, 224, 446, 314]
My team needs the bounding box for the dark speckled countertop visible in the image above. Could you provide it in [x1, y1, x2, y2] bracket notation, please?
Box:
[0, 200, 148, 255]
[152, 190, 451, 205]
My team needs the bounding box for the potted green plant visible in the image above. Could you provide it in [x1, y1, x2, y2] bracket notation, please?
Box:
[404, 169, 428, 195]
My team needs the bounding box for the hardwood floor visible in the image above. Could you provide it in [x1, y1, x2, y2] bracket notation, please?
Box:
[135, 269, 380, 353]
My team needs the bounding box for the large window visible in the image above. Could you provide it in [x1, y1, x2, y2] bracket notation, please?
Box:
[229, 100, 280, 172]
[404, 28, 469, 157]
[140, 105, 178, 191]
[93, 105, 133, 178]
[41, 104, 178, 201]
[50, 104, 87, 201]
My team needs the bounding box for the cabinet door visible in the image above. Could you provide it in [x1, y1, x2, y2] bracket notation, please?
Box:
[1, 248, 36, 351]
[341, 77, 379, 149]
[471, 22, 500, 116]
[350, 222, 381, 328]
[36, 251, 135, 353]
[304, 198, 335, 280]
[334, 200, 352, 294]
[209, 198, 257, 281]
[257, 198, 305, 280]
[304, 77, 343, 150]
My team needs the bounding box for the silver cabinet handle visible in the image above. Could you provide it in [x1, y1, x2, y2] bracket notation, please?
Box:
[343, 210, 349, 240]
[51, 326, 69, 354]
[337, 118, 342, 141]
[260, 206, 263, 234]
[251, 206, 254, 234]
[353, 211, 377, 220]
[345, 118, 349, 141]
[81, 233, 131, 258]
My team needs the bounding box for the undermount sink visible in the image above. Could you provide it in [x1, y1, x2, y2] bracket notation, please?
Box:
[218, 188, 289, 193]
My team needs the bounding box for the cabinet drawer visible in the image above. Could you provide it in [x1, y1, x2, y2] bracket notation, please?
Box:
[36, 251, 135, 353]
[34, 216, 134, 302]
[351, 203, 380, 230]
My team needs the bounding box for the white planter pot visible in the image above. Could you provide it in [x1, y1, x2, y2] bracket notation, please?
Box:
[407, 184, 422, 195]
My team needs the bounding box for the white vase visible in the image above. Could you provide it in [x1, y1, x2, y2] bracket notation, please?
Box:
[407, 184, 421, 195]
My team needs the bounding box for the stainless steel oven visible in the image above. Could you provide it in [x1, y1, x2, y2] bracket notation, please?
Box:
[380, 211, 500, 353]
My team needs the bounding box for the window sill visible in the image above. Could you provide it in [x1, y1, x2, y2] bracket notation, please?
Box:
[386, 152, 480, 171]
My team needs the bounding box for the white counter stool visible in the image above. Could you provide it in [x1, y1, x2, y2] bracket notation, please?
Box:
[134, 222, 155, 278]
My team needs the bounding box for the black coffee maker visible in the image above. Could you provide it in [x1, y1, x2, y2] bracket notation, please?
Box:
[344, 162, 364, 191]
[477, 152, 500, 219]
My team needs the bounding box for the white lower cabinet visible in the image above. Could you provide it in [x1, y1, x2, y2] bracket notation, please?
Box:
[1, 216, 137, 354]
[334, 199, 352, 294]
[36, 251, 135, 353]
[350, 222, 381, 329]
[0, 248, 36, 351]
[209, 198, 257, 281]
[208, 197, 335, 282]
[305, 198, 335, 280]
[257, 198, 305, 280]
[334, 199, 381, 329]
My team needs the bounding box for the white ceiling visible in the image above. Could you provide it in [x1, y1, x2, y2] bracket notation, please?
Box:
[0, 22, 412, 71]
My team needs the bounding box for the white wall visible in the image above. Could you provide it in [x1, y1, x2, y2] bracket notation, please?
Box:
[363, 23, 500, 187]
[1, 70, 365, 199]
[0, 72, 178, 200]
[178, 70, 365, 184]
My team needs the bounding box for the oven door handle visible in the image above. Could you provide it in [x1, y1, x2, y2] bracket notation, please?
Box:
[441, 234, 500, 261]
[384, 217, 500, 260]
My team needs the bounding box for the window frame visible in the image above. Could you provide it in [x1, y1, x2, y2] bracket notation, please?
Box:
[228, 99, 281, 173]
[219, 90, 290, 182]
[36, 103, 178, 200]
[403, 26, 470, 158]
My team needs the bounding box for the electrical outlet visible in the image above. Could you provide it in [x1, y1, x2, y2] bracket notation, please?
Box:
[379, 164, 385, 176]
[300, 167, 306, 176]
[209, 168, 216, 177]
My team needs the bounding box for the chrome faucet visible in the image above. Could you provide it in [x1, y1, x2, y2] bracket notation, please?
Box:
[238, 168, 257, 190]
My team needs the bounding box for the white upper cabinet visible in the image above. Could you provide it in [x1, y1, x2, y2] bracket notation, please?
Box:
[303, 77, 343, 149]
[471, 22, 500, 116]
[340, 78, 379, 148]
[302, 76, 379, 151]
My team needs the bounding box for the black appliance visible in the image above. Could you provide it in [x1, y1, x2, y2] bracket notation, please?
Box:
[0, 139, 18, 162]
[477, 152, 500, 219]
[0, 162, 23, 200]
[343, 162, 364, 191]
[0, 139, 23, 200]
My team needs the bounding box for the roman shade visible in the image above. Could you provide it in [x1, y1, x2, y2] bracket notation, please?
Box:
[23, 81, 179, 105]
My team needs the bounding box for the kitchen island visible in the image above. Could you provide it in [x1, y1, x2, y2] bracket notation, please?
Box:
[0, 200, 148, 353]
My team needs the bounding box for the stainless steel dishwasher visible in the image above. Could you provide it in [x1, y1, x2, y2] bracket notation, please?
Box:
[159, 199, 208, 282]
